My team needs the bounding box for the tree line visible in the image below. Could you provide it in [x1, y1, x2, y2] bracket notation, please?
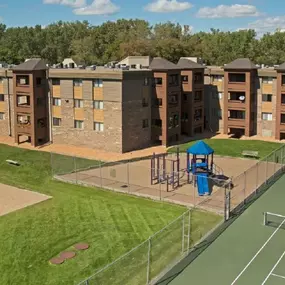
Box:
[0, 19, 284, 66]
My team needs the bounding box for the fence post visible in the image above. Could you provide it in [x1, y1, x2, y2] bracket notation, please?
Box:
[159, 178, 162, 201]
[50, 152, 54, 177]
[146, 238, 151, 284]
[243, 172, 246, 204]
[100, 161, 103, 188]
[74, 156, 77, 184]
[182, 213, 185, 254]
[256, 163, 259, 195]
[127, 161, 130, 193]
[85, 280, 89, 285]
[265, 157, 269, 184]
[187, 209, 191, 253]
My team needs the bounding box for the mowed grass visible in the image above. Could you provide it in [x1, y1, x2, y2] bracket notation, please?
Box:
[168, 139, 281, 159]
[0, 144, 222, 285]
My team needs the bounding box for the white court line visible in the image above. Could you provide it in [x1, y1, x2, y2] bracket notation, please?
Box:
[230, 219, 285, 285]
[261, 250, 285, 284]
[271, 273, 285, 279]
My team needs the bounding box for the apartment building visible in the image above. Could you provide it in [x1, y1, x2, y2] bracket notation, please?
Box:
[205, 59, 280, 140]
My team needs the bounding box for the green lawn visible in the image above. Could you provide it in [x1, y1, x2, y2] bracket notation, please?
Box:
[0, 144, 221, 285]
[168, 139, 281, 159]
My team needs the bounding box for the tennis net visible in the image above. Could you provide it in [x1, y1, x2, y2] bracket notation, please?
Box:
[264, 212, 285, 230]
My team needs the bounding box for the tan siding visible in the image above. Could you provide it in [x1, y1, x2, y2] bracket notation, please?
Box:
[83, 80, 93, 100]
[0, 83, 3, 94]
[52, 106, 61, 117]
[74, 108, 84, 120]
[93, 88, 103, 100]
[52, 86, 61, 98]
[103, 81, 122, 102]
[261, 102, 273, 113]
[74, 86, 83, 99]
[262, 84, 273, 94]
[93, 110, 104, 122]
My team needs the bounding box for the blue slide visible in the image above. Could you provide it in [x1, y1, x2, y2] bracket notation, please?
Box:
[197, 173, 210, 196]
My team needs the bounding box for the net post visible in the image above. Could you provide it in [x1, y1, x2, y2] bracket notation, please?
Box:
[263, 212, 267, 226]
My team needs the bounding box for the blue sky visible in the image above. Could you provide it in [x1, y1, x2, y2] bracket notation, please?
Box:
[0, 0, 285, 34]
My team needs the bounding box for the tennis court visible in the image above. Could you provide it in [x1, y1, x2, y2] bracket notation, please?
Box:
[157, 174, 285, 285]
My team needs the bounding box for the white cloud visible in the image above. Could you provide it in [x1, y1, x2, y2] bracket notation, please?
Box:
[144, 0, 192, 13]
[73, 0, 119, 15]
[197, 4, 260, 18]
[43, 0, 86, 8]
[247, 16, 285, 34]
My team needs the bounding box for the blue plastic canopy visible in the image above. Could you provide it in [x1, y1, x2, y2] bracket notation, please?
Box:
[186, 141, 214, 155]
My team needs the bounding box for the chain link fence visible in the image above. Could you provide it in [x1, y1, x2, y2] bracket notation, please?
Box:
[50, 145, 285, 285]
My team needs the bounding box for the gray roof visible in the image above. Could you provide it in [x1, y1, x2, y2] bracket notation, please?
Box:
[224, 58, 257, 70]
[13, 58, 47, 71]
[275, 62, 285, 71]
[149, 57, 179, 70]
[177, 58, 204, 69]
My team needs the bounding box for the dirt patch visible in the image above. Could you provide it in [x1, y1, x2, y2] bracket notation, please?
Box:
[0, 183, 51, 217]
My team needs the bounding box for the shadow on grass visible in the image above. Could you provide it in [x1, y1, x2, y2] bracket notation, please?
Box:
[155, 169, 285, 285]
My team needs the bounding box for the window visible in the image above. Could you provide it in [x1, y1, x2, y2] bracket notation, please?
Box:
[37, 97, 45, 106]
[229, 92, 246, 102]
[281, 114, 285, 124]
[74, 99, 84, 108]
[213, 75, 223, 82]
[182, 75, 188, 82]
[0, 94, 4, 101]
[282, 76, 285, 85]
[144, 78, 149, 86]
[152, 119, 162, 128]
[262, 77, 274, 84]
[262, 112, 273, 121]
[93, 100, 103, 109]
[36, 78, 42, 86]
[94, 122, 104, 131]
[142, 119, 149, 128]
[194, 91, 202, 102]
[169, 94, 178, 105]
[229, 73, 246, 83]
[0, 112, 4, 120]
[181, 112, 188, 122]
[194, 109, 202, 122]
[262, 94, 272, 102]
[282, 94, 285, 104]
[154, 77, 162, 85]
[153, 98, 162, 107]
[17, 95, 30, 107]
[37, 118, 47, 128]
[74, 79, 83, 87]
[17, 114, 30, 125]
[53, 117, 61, 126]
[93, 79, 103, 87]
[194, 73, 203, 84]
[74, 120, 84, 129]
[142, 98, 148, 107]
[53, 98, 61, 106]
[169, 114, 179, 128]
[52, 79, 60, 86]
[217, 109, 222, 120]
[169, 74, 179, 86]
[229, 110, 245, 119]
[16, 75, 29, 86]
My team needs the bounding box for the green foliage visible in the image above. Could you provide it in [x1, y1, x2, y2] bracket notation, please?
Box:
[0, 19, 283, 66]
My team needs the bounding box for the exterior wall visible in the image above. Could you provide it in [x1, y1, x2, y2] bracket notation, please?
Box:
[276, 72, 285, 139]
[122, 72, 152, 152]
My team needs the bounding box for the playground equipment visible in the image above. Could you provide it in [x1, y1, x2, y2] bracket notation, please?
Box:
[150, 148, 180, 191]
[186, 141, 231, 196]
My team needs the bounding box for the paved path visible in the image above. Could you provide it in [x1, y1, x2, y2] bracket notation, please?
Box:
[0, 183, 51, 217]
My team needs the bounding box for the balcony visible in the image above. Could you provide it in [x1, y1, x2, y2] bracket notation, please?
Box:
[17, 114, 32, 133]
[228, 92, 246, 110]
[228, 73, 246, 91]
[16, 95, 31, 110]
[228, 110, 246, 128]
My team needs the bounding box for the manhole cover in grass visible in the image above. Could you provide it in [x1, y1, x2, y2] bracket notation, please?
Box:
[60, 251, 76, 260]
[49, 257, 65, 265]
[74, 243, 90, 250]
[121, 185, 128, 188]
